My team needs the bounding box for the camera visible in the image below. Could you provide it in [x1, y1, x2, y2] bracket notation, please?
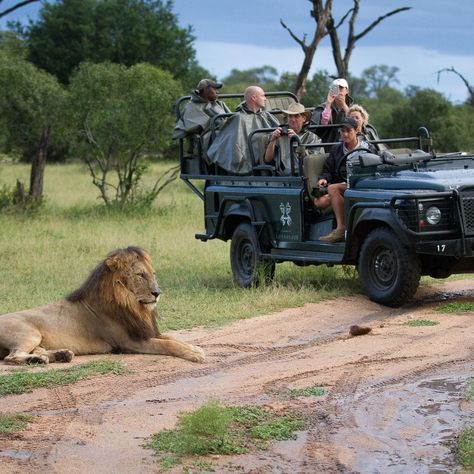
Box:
[280, 124, 289, 135]
[330, 83, 339, 97]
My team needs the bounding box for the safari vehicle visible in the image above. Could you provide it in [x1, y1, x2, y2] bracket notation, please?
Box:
[177, 91, 474, 307]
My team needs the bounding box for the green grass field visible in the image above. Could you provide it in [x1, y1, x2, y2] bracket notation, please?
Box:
[0, 161, 359, 330]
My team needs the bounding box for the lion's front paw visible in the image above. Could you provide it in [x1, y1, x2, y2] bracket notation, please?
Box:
[189, 345, 205, 363]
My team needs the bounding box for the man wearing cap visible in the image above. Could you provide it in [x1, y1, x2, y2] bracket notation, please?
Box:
[311, 78, 353, 145]
[172, 78, 230, 158]
[315, 116, 377, 243]
[264, 102, 323, 175]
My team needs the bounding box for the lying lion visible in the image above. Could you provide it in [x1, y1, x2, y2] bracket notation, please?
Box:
[0, 246, 205, 365]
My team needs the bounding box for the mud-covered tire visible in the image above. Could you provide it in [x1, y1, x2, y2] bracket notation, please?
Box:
[230, 222, 275, 288]
[358, 227, 420, 307]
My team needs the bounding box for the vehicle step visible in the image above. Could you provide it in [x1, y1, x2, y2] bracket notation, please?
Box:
[267, 248, 344, 264]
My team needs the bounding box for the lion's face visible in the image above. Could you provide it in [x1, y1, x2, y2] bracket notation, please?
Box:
[105, 249, 161, 310]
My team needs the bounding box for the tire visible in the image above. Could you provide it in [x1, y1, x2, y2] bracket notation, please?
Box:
[358, 227, 420, 307]
[230, 222, 275, 288]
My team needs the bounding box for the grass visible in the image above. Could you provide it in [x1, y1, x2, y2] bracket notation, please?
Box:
[0, 162, 359, 331]
[0, 360, 125, 397]
[146, 399, 304, 470]
[288, 385, 327, 398]
[405, 319, 439, 327]
[456, 425, 474, 470]
[436, 301, 474, 313]
[0, 412, 34, 434]
[468, 378, 474, 401]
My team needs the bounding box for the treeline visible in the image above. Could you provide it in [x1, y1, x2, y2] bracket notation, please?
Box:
[0, 0, 473, 207]
[218, 65, 474, 153]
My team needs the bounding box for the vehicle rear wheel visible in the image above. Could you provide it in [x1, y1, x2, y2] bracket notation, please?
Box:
[358, 227, 420, 307]
[230, 222, 275, 288]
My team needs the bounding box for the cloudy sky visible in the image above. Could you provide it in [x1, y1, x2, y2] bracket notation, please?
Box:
[2, 0, 473, 103]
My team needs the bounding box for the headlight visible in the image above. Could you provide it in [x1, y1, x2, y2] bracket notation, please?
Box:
[425, 206, 442, 225]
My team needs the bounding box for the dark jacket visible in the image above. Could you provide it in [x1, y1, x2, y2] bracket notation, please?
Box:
[320, 139, 377, 184]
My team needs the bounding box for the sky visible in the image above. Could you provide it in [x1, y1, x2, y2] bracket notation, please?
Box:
[1, 0, 473, 103]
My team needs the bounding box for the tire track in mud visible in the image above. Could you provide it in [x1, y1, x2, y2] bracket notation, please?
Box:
[0, 384, 78, 473]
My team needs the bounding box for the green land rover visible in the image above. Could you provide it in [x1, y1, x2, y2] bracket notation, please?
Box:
[176, 92, 474, 307]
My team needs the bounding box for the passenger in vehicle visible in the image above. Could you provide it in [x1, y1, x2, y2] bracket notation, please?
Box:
[348, 104, 381, 145]
[207, 86, 280, 174]
[315, 116, 377, 243]
[311, 78, 353, 144]
[172, 78, 230, 159]
[264, 102, 323, 175]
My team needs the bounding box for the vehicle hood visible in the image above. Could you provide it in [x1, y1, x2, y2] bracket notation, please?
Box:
[354, 167, 474, 192]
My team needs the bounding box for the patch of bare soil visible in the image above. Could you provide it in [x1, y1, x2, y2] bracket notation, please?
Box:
[0, 279, 473, 474]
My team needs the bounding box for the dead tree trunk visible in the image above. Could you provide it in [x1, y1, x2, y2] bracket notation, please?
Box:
[327, 0, 410, 79]
[29, 125, 50, 203]
[280, 0, 332, 99]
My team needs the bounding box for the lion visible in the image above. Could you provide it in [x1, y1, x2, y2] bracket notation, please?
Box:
[0, 246, 205, 365]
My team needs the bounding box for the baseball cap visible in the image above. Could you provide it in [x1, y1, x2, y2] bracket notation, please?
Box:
[339, 116, 358, 129]
[331, 78, 349, 89]
[196, 78, 223, 91]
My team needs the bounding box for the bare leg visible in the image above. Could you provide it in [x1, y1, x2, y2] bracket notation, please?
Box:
[328, 182, 347, 230]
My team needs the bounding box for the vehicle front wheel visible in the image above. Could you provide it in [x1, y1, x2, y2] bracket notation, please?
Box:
[358, 227, 420, 307]
[230, 223, 275, 288]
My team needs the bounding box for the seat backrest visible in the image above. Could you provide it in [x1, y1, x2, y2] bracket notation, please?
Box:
[303, 152, 328, 194]
[266, 96, 296, 112]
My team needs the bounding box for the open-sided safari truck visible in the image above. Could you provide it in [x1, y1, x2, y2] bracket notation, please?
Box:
[177, 91, 474, 307]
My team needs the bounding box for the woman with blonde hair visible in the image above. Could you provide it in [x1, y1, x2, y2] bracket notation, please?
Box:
[348, 103, 381, 146]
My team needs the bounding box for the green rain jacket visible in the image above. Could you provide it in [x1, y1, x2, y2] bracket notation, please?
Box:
[207, 102, 280, 175]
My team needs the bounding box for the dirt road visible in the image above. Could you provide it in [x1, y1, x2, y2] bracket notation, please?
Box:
[0, 279, 473, 473]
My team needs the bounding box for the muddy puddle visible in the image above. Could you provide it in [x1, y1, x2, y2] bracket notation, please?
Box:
[338, 365, 473, 473]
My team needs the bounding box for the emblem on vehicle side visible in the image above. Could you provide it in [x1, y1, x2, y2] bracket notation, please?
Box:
[280, 202, 292, 226]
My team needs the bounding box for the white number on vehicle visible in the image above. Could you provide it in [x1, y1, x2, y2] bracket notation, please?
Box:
[436, 244, 446, 252]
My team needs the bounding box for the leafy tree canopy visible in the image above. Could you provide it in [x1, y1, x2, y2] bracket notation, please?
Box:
[67, 61, 182, 205]
[16, 0, 203, 87]
[0, 50, 64, 160]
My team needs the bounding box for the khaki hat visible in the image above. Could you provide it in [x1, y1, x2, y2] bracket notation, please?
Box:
[281, 102, 312, 121]
[196, 78, 223, 91]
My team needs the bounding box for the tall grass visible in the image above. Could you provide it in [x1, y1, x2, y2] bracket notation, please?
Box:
[0, 162, 358, 330]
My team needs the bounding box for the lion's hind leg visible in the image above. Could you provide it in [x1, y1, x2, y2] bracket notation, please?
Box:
[33, 347, 74, 363]
[4, 348, 49, 365]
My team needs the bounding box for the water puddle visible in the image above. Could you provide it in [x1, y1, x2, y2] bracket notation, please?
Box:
[348, 366, 473, 473]
[0, 449, 31, 460]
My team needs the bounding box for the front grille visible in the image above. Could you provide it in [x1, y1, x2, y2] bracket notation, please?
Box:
[460, 191, 474, 235]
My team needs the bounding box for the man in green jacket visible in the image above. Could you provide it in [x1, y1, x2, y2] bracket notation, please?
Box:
[264, 102, 323, 175]
[172, 78, 230, 160]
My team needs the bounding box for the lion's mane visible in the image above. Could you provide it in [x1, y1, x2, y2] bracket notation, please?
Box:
[67, 246, 160, 341]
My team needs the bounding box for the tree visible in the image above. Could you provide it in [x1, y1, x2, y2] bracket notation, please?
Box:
[280, 0, 332, 99]
[67, 62, 182, 206]
[18, 0, 200, 85]
[327, 1, 410, 79]
[0, 0, 39, 19]
[0, 50, 64, 204]
[437, 67, 474, 106]
[361, 65, 400, 98]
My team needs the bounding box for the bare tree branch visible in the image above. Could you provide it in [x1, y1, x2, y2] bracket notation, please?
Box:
[281, 0, 333, 99]
[0, 0, 40, 19]
[327, 1, 411, 79]
[437, 66, 474, 106]
[353, 6, 411, 43]
[280, 19, 307, 51]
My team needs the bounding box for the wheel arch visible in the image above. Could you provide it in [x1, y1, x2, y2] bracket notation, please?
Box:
[346, 208, 413, 262]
